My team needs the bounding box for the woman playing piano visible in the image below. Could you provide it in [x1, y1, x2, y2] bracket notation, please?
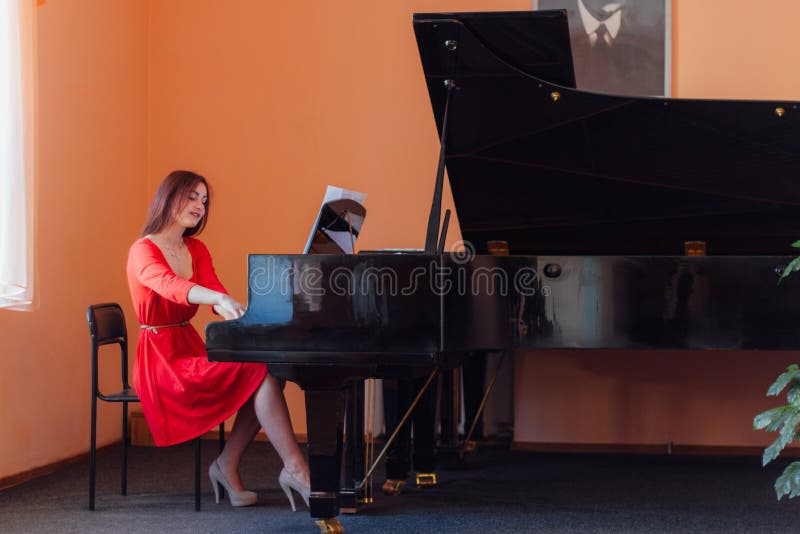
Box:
[126, 170, 309, 509]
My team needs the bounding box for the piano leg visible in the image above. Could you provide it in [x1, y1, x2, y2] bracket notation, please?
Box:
[267, 363, 379, 532]
[304, 387, 346, 522]
[439, 367, 461, 451]
[411, 373, 437, 487]
[340, 380, 365, 513]
[381, 370, 439, 494]
[459, 351, 486, 458]
[381, 378, 412, 495]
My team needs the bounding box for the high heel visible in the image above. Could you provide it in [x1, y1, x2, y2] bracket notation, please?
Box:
[208, 459, 258, 507]
[279, 467, 310, 512]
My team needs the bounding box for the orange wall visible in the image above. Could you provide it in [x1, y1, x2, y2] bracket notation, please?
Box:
[514, 0, 800, 448]
[0, 0, 148, 481]
[147, 0, 530, 433]
[673, 0, 800, 100]
[514, 350, 799, 447]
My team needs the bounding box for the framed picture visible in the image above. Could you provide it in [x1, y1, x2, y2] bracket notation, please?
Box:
[533, 0, 671, 96]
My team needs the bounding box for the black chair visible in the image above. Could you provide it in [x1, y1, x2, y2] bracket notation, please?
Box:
[88, 302, 225, 511]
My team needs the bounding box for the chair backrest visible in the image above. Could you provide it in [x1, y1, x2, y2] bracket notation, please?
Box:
[87, 302, 131, 394]
[87, 302, 127, 345]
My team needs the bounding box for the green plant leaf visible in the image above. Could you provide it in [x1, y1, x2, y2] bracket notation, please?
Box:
[779, 257, 800, 284]
[754, 405, 793, 431]
[791, 241, 800, 249]
[789, 383, 800, 406]
[767, 364, 800, 396]
[761, 412, 800, 465]
[764, 412, 800, 467]
[763, 437, 785, 466]
[768, 406, 795, 433]
[774, 462, 800, 500]
[778, 412, 800, 448]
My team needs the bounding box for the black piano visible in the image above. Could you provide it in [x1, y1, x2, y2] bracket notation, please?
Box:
[207, 10, 800, 531]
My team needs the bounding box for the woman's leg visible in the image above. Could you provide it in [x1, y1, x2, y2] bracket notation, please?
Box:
[215, 396, 261, 491]
[254, 373, 309, 483]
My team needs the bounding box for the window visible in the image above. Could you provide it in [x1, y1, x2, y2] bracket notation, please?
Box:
[0, 0, 36, 309]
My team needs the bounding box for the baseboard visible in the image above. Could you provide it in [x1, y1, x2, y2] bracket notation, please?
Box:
[0, 444, 116, 492]
[511, 441, 800, 457]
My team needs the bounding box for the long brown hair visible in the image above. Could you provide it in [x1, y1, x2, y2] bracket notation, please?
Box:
[141, 170, 210, 237]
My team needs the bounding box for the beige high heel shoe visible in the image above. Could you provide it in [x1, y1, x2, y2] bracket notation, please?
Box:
[279, 467, 310, 512]
[208, 459, 258, 507]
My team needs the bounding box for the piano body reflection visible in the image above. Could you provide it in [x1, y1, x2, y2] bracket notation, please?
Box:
[207, 10, 800, 529]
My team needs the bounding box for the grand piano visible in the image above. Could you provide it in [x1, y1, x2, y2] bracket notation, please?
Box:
[206, 10, 800, 531]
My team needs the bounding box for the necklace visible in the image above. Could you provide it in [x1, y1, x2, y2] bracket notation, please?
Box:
[165, 245, 182, 262]
[158, 238, 184, 262]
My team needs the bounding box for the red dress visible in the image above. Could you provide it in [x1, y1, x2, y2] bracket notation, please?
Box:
[126, 236, 267, 446]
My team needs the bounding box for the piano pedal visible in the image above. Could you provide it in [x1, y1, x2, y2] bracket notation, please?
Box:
[340, 488, 369, 514]
[341, 494, 373, 515]
[315, 517, 344, 534]
[381, 479, 406, 496]
[415, 472, 437, 488]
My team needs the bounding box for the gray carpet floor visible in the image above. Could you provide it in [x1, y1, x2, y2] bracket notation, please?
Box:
[1, 441, 798, 533]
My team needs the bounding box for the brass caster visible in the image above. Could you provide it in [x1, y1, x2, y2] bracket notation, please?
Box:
[415, 472, 437, 488]
[316, 517, 344, 534]
[381, 479, 406, 496]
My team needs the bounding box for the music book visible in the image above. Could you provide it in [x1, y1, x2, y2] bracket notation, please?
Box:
[303, 185, 367, 255]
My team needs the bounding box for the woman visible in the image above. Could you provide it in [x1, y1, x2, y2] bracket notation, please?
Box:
[126, 170, 309, 509]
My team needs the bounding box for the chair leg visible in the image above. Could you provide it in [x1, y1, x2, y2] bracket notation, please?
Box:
[89, 396, 97, 511]
[194, 437, 201, 511]
[121, 401, 128, 496]
[218, 422, 225, 501]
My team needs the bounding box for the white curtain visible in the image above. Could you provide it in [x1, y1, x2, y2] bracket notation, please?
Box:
[0, 0, 36, 309]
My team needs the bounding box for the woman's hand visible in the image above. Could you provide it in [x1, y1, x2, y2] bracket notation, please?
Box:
[187, 285, 246, 320]
[215, 294, 247, 320]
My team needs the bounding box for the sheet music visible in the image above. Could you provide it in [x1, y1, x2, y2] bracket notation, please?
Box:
[303, 185, 367, 254]
[321, 185, 366, 206]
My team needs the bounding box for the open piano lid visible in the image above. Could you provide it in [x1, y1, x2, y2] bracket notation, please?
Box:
[413, 11, 800, 255]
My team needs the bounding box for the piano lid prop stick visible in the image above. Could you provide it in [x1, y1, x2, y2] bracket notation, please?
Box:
[424, 79, 457, 253]
[356, 367, 440, 491]
[437, 209, 451, 254]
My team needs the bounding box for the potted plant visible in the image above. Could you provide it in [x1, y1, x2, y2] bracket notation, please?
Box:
[753, 244, 800, 499]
